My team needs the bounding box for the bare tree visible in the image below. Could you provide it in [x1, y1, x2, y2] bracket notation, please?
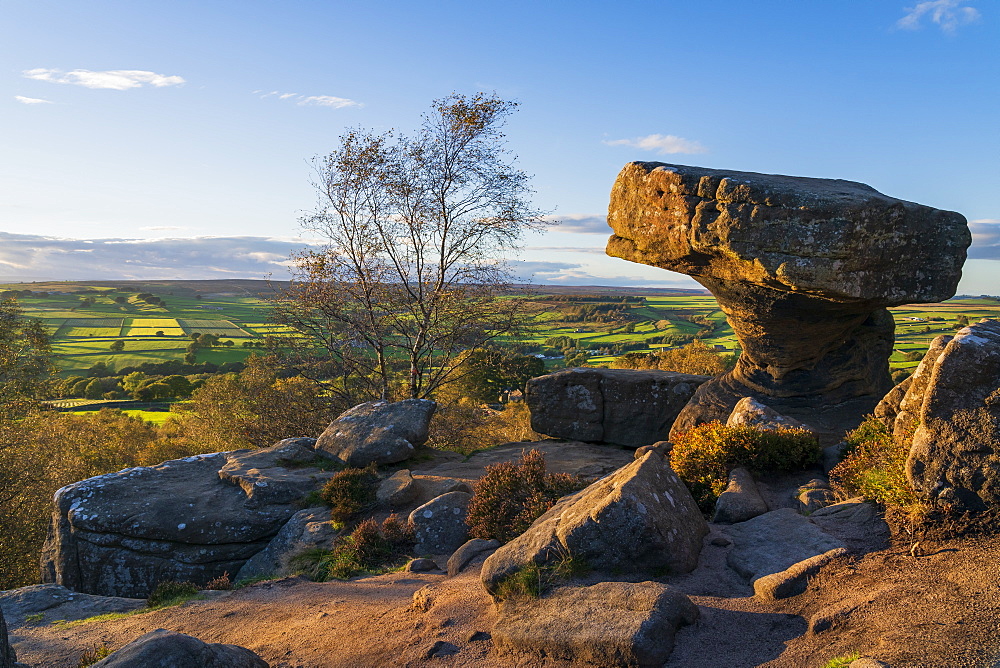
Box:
[273, 93, 546, 402]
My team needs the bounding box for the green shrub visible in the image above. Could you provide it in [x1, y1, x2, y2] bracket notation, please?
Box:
[820, 652, 860, 668]
[293, 514, 414, 581]
[830, 415, 919, 509]
[493, 552, 590, 601]
[466, 449, 590, 543]
[78, 645, 113, 667]
[319, 463, 379, 522]
[146, 580, 198, 607]
[669, 421, 821, 514]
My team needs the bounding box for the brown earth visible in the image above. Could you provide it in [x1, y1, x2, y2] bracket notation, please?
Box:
[9, 531, 999, 668]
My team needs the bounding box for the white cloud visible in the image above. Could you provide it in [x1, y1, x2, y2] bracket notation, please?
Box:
[604, 134, 708, 155]
[257, 90, 362, 109]
[0, 233, 320, 280]
[22, 68, 185, 90]
[540, 214, 611, 235]
[968, 218, 1000, 260]
[14, 95, 53, 105]
[896, 0, 981, 34]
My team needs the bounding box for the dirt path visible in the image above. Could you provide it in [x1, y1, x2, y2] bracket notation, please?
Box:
[9, 536, 999, 668]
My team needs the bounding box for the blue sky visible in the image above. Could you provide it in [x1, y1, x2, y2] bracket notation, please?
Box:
[2, 0, 998, 293]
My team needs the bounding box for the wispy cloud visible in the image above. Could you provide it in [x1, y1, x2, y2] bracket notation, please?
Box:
[604, 133, 708, 155]
[256, 90, 362, 109]
[14, 95, 53, 105]
[0, 233, 319, 280]
[968, 219, 1000, 259]
[896, 0, 981, 34]
[23, 68, 185, 90]
[540, 214, 610, 235]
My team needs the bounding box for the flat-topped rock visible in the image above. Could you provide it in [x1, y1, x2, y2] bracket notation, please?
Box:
[526, 367, 710, 446]
[607, 162, 970, 439]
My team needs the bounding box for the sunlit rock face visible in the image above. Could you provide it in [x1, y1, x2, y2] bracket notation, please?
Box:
[606, 162, 970, 439]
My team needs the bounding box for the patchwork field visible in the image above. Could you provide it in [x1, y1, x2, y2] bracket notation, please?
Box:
[3, 280, 998, 376]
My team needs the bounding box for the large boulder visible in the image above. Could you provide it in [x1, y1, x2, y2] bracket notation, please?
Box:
[904, 320, 1000, 510]
[409, 491, 472, 555]
[1, 607, 15, 668]
[726, 397, 815, 433]
[525, 367, 710, 446]
[315, 399, 436, 466]
[90, 629, 268, 667]
[891, 334, 952, 440]
[0, 584, 144, 625]
[41, 441, 334, 597]
[493, 582, 698, 667]
[234, 507, 337, 582]
[722, 508, 846, 583]
[482, 452, 707, 595]
[606, 162, 970, 440]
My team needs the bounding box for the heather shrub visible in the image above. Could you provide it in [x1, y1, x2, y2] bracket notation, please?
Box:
[669, 421, 821, 513]
[829, 415, 919, 509]
[319, 463, 379, 522]
[293, 515, 414, 581]
[466, 449, 590, 543]
[146, 580, 199, 607]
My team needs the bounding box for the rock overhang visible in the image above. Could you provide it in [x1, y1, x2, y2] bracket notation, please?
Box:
[606, 162, 971, 305]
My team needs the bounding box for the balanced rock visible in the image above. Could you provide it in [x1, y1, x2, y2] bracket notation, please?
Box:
[493, 582, 698, 667]
[482, 452, 707, 595]
[409, 491, 472, 555]
[90, 629, 268, 667]
[890, 334, 952, 440]
[606, 162, 970, 440]
[315, 399, 436, 466]
[905, 320, 1000, 510]
[526, 367, 710, 446]
[41, 442, 333, 597]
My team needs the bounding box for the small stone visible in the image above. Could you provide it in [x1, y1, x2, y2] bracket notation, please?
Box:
[709, 536, 731, 547]
[446, 539, 500, 577]
[406, 558, 438, 572]
[423, 640, 460, 659]
[411, 585, 434, 612]
[467, 631, 491, 643]
[377, 469, 418, 507]
[713, 468, 769, 524]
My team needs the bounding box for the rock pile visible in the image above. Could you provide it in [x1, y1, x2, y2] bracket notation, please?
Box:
[606, 162, 970, 439]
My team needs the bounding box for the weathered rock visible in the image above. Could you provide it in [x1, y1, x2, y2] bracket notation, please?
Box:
[409, 492, 472, 555]
[493, 581, 698, 668]
[482, 453, 707, 594]
[606, 162, 969, 440]
[726, 397, 815, 432]
[376, 469, 419, 507]
[525, 368, 710, 446]
[447, 539, 500, 576]
[90, 628, 268, 667]
[893, 334, 952, 441]
[412, 440, 634, 481]
[904, 320, 1000, 510]
[874, 376, 912, 429]
[235, 508, 337, 582]
[41, 445, 333, 598]
[0, 584, 144, 626]
[753, 547, 847, 600]
[712, 467, 769, 524]
[1, 607, 15, 668]
[410, 475, 474, 506]
[723, 508, 846, 583]
[315, 399, 436, 466]
[633, 440, 672, 460]
[797, 479, 837, 514]
[405, 558, 438, 573]
[808, 498, 890, 553]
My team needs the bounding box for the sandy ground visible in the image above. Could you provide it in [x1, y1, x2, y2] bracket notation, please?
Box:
[8, 532, 1000, 668]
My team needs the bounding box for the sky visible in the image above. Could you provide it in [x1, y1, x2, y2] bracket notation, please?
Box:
[2, 0, 998, 294]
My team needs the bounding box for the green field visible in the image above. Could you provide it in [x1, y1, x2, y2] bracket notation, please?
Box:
[4, 280, 999, 376]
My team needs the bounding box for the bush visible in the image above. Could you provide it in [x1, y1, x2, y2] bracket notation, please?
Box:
[669, 422, 821, 514]
[426, 400, 540, 456]
[829, 416, 919, 509]
[319, 463, 379, 523]
[146, 580, 198, 607]
[610, 340, 736, 376]
[493, 551, 590, 601]
[466, 449, 590, 543]
[294, 515, 414, 581]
